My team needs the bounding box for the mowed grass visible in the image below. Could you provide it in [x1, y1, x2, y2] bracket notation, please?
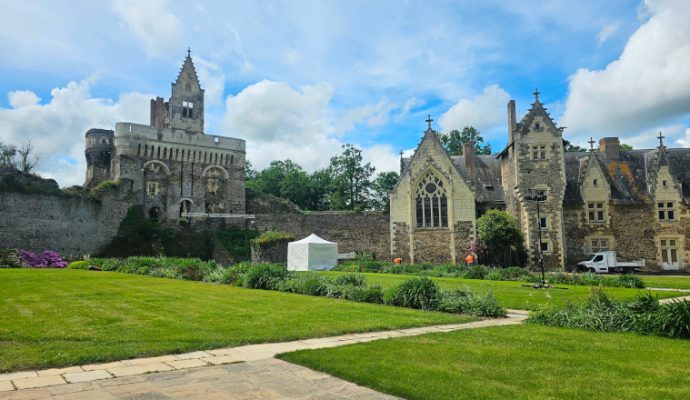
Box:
[280, 324, 690, 400]
[0, 269, 473, 372]
[642, 275, 690, 290]
[320, 271, 685, 310]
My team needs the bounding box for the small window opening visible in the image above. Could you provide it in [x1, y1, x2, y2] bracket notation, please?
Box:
[182, 101, 194, 118]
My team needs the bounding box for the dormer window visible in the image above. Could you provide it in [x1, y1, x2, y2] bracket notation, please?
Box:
[535, 123, 541, 130]
[587, 202, 605, 223]
[662, 180, 668, 188]
[593, 179, 598, 187]
[182, 101, 194, 118]
[658, 202, 676, 221]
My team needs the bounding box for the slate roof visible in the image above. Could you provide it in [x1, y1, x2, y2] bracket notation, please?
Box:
[404, 147, 690, 206]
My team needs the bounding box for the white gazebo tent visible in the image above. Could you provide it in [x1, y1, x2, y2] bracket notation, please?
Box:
[287, 234, 338, 271]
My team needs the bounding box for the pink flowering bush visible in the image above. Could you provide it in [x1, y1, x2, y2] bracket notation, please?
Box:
[19, 250, 68, 268]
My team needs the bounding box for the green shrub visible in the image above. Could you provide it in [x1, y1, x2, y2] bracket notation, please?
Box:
[242, 263, 289, 290]
[438, 288, 473, 313]
[656, 300, 690, 339]
[204, 267, 242, 285]
[529, 288, 689, 339]
[384, 277, 440, 310]
[438, 288, 507, 317]
[67, 260, 90, 269]
[342, 285, 384, 303]
[251, 231, 295, 246]
[334, 273, 367, 287]
[277, 273, 329, 296]
[618, 274, 645, 288]
[0, 249, 23, 268]
[462, 265, 488, 280]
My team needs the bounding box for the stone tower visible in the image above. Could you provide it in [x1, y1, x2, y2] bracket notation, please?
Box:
[84, 128, 115, 188]
[500, 90, 567, 270]
[150, 49, 205, 133]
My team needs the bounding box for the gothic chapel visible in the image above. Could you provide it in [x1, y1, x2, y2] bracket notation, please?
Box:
[390, 91, 690, 271]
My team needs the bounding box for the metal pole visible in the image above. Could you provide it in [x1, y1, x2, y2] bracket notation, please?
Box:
[536, 199, 545, 285]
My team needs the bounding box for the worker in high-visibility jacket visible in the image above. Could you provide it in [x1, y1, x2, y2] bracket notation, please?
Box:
[465, 254, 474, 267]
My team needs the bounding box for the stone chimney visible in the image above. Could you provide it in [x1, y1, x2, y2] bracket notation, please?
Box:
[507, 100, 516, 143]
[599, 137, 620, 160]
[464, 141, 475, 168]
[150, 97, 166, 130]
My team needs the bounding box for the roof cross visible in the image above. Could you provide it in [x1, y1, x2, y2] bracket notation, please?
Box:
[657, 131, 665, 149]
[588, 137, 595, 152]
[425, 114, 433, 130]
[533, 88, 540, 101]
[187, 47, 191, 57]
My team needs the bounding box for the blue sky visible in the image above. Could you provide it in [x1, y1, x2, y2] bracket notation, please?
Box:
[1, 0, 689, 186]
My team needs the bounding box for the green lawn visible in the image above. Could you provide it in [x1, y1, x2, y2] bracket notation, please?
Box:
[642, 275, 690, 290]
[320, 271, 686, 310]
[280, 324, 690, 400]
[0, 269, 473, 372]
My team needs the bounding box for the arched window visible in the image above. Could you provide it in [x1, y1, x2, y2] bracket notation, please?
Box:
[415, 172, 448, 228]
[179, 200, 192, 217]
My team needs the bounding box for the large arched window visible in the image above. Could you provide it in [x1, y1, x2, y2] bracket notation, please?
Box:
[415, 172, 448, 228]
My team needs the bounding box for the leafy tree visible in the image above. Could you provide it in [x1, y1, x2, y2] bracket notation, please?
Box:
[244, 160, 257, 181]
[0, 142, 16, 167]
[619, 143, 633, 151]
[246, 160, 310, 208]
[370, 171, 400, 211]
[303, 169, 333, 211]
[563, 139, 587, 152]
[476, 209, 525, 266]
[328, 144, 375, 211]
[0, 140, 39, 173]
[437, 126, 491, 155]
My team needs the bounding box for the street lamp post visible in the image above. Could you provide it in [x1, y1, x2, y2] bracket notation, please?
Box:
[525, 189, 547, 287]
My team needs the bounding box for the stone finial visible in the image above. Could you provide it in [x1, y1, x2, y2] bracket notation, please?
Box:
[425, 114, 433, 130]
[657, 131, 665, 149]
[533, 88, 540, 101]
[588, 137, 595, 152]
[187, 47, 191, 57]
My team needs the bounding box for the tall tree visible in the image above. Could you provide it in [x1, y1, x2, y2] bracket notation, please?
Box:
[246, 160, 310, 208]
[476, 209, 525, 266]
[328, 144, 375, 211]
[370, 171, 399, 211]
[17, 140, 39, 173]
[438, 126, 491, 155]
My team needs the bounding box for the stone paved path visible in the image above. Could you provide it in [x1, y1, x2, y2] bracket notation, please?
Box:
[659, 295, 690, 303]
[0, 313, 527, 399]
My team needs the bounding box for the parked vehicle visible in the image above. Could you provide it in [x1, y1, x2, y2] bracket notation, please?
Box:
[576, 251, 645, 274]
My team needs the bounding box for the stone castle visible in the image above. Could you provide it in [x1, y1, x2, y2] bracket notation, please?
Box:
[83, 50, 246, 221]
[390, 90, 690, 271]
[2, 53, 689, 273]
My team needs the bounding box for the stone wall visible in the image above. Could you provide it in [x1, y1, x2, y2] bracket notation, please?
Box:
[0, 187, 132, 258]
[253, 212, 390, 260]
[251, 239, 291, 264]
[564, 202, 690, 272]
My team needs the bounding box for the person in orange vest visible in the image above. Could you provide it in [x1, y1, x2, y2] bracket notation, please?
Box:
[465, 254, 474, 267]
[394, 257, 402, 265]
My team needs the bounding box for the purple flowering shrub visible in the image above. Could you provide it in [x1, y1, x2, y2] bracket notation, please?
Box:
[19, 250, 68, 268]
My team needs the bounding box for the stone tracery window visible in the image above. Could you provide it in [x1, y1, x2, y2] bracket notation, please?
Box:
[415, 172, 448, 228]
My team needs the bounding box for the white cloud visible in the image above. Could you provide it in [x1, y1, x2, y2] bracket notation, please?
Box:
[562, 0, 690, 142]
[223, 80, 401, 173]
[8, 90, 40, 108]
[193, 57, 226, 107]
[438, 85, 510, 136]
[677, 128, 690, 147]
[597, 22, 620, 45]
[335, 98, 396, 134]
[112, 0, 181, 57]
[0, 79, 152, 187]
